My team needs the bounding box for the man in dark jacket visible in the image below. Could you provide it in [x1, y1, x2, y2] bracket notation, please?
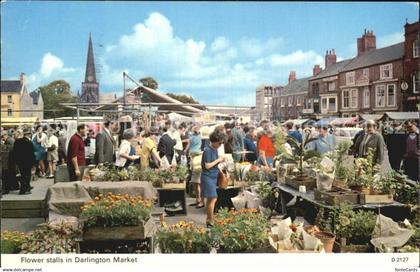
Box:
[13, 128, 36, 195]
[95, 120, 117, 164]
[158, 127, 176, 166]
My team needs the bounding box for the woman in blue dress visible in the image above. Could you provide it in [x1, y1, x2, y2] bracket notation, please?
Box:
[200, 130, 225, 227]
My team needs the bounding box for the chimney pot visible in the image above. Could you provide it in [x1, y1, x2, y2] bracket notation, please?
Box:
[19, 73, 26, 85]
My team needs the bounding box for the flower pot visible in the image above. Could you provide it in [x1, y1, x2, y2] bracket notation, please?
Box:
[333, 177, 348, 188]
[314, 231, 336, 253]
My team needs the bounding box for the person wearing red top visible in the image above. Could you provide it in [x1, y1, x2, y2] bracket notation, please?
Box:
[67, 124, 86, 181]
[257, 130, 275, 167]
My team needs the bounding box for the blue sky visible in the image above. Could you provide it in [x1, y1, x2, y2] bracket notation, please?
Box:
[2, 1, 419, 106]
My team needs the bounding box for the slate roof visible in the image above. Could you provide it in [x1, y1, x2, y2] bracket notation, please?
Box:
[342, 42, 404, 72]
[280, 76, 312, 96]
[1, 80, 23, 93]
[311, 59, 354, 80]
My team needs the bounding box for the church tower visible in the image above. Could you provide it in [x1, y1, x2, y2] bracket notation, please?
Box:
[80, 33, 99, 103]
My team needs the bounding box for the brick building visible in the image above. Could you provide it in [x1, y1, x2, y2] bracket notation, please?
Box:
[402, 21, 420, 111]
[338, 32, 404, 117]
[255, 84, 282, 121]
[273, 71, 311, 121]
[304, 50, 353, 118]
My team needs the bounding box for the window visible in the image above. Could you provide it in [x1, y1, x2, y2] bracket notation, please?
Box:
[346, 72, 355, 85]
[413, 40, 419, 58]
[363, 87, 370, 108]
[312, 83, 319, 95]
[375, 85, 386, 107]
[414, 74, 419, 94]
[296, 96, 302, 106]
[288, 96, 293, 106]
[363, 68, 369, 78]
[351, 89, 358, 108]
[328, 81, 336, 91]
[305, 98, 312, 109]
[280, 98, 285, 107]
[7, 109, 12, 117]
[380, 64, 393, 79]
[387, 84, 396, 107]
[7, 95, 12, 103]
[329, 97, 336, 112]
[343, 90, 350, 108]
[321, 98, 328, 110]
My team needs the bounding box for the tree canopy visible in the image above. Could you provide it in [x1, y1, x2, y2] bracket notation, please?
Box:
[38, 80, 76, 119]
[166, 93, 199, 104]
[140, 77, 159, 90]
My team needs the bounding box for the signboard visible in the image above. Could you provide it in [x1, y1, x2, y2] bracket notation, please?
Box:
[401, 81, 409, 91]
[139, 106, 158, 112]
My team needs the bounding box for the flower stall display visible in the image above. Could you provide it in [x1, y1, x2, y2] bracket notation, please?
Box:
[82, 163, 189, 189]
[79, 193, 154, 240]
[210, 208, 270, 253]
[1, 231, 28, 253]
[156, 221, 211, 253]
[20, 221, 80, 254]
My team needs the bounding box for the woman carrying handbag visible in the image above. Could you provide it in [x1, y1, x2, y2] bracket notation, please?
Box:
[200, 130, 226, 228]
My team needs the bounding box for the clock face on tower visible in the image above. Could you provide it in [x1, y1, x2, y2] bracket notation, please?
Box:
[87, 75, 93, 82]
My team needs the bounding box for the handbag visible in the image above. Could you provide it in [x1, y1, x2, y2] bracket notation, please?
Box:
[217, 169, 228, 189]
[48, 144, 57, 152]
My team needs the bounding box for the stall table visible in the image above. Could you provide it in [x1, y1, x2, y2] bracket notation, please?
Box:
[277, 184, 409, 221]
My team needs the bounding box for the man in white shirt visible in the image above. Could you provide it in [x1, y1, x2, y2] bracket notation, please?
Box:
[172, 122, 187, 163]
[47, 129, 59, 178]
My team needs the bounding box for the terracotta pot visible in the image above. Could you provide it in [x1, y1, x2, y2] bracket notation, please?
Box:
[314, 231, 336, 253]
[333, 177, 348, 188]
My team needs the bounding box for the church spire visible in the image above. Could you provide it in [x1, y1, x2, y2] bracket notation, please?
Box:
[80, 33, 99, 103]
[84, 32, 97, 83]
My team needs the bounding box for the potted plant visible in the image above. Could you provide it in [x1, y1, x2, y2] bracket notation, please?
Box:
[155, 221, 211, 253]
[282, 129, 320, 190]
[210, 208, 270, 253]
[79, 192, 153, 241]
[330, 141, 352, 188]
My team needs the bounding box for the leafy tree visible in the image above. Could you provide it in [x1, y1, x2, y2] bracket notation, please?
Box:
[38, 80, 76, 119]
[166, 93, 199, 104]
[140, 77, 159, 90]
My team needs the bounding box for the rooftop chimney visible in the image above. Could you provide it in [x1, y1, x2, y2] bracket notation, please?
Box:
[325, 49, 337, 68]
[19, 72, 26, 86]
[313, 64, 322, 76]
[357, 29, 376, 56]
[288, 71, 296, 83]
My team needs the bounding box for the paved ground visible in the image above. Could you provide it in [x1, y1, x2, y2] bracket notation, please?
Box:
[1, 177, 207, 233]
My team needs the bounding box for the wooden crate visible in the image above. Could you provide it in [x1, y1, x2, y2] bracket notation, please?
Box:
[314, 188, 362, 205]
[82, 218, 154, 241]
[161, 182, 186, 189]
[360, 193, 394, 204]
[285, 176, 316, 190]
